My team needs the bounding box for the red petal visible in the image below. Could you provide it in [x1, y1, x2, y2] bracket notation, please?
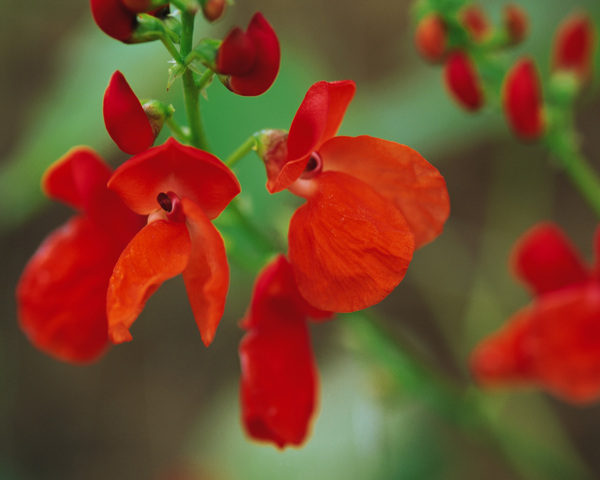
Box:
[216, 27, 256, 75]
[320, 136, 450, 248]
[107, 220, 191, 343]
[532, 284, 600, 403]
[443, 50, 484, 111]
[510, 222, 589, 295]
[267, 80, 356, 193]
[470, 306, 536, 387]
[552, 13, 596, 84]
[288, 172, 414, 312]
[502, 57, 545, 140]
[90, 0, 137, 42]
[103, 71, 155, 155]
[17, 216, 116, 363]
[222, 13, 281, 96]
[239, 255, 319, 448]
[108, 137, 240, 219]
[181, 198, 229, 346]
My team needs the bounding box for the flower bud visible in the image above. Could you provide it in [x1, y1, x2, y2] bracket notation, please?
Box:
[459, 5, 491, 43]
[502, 58, 544, 141]
[443, 50, 484, 111]
[201, 0, 227, 22]
[503, 4, 528, 45]
[121, 0, 166, 12]
[551, 12, 597, 85]
[414, 14, 447, 63]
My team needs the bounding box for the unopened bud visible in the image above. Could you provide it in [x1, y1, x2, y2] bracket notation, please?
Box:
[443, 50, 484, 111]
[503, 4, 528, 45]
[201, 0, 227, 22]
[459, 5, 491, 43]
[414, 14, 447, 63]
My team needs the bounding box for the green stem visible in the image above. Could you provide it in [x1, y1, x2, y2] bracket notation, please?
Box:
[225, 135, 257, 168]
[160, 35, 184, 64]
[165, 116, 190, 143]
[196, 69, 216, 92]
[228, 200, 284, 254]
[180, 9, 209, 150]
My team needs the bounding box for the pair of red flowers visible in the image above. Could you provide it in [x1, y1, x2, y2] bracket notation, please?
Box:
[471, 223, 600, 403]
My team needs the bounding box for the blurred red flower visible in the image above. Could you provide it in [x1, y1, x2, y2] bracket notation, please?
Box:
[258, 80, 449, 312]
[106, 137, 240, 346]
[17, 148, 144, 363]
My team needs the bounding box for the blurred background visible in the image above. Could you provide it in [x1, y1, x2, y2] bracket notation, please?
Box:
[1, 0, 600, 479]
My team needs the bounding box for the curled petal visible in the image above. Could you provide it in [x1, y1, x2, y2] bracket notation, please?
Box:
[90, 0, 137, 42]
[320, 136, 449, 248]
[239, 255, 319, 448]
[217, 13, 280, 96]
[181, 198, 229, 347]
[108, 137, 240, 219]
[510, 222, 588, 295]
[552, 12, 597, 84]
[288, 172, 414, 312]
[103, 71, 155, 155]
[267, 80, 356, 193]
[533, 284, 600, 403]
[107, 220, 191, 343]
[443, 50, 484, 111]
[502, 57, 545, 140]
[17, 216, 116, 363]
[470, 306, 536, 387]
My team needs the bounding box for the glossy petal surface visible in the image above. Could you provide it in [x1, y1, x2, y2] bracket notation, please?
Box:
[108, 137, 240, 219]
[239, 255, 319, 448]
[103, 70, 155, 154]
[107, 220, 191, 343]
[321, 135, 450, 248]
[288, 172, 414, 312]
[181, 198, 229, 347]
[90, 0, 136, 42]
[511, 222, 588, 295]
[17, 216, 115, 363]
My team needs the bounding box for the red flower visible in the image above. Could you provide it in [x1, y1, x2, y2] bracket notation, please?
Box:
[502, 57, 544, 140]
[16, 148, 144, 363]
[106, 137, 240, 346]
[258, 80, 449, 312]
[90, 0, 169, 43]
[443, 50, 484, 111]
[551, 12, 597, 85]
[103, 70, 161, 155]
[471, 222, 600, 403]
[239, 255, 332, 448]
[414, 14, 448, 63]
[215, 13, 280, 96]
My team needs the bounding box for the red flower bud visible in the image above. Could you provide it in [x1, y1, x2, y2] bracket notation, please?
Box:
[503, 4, 528, 45]
[201, 0, 226, 22]
[552, 12, 597, 85]
[90, 0, 168, 42]
[103, 70, 157, 154]
[216, 13, 280, 96]
[502, 58, 544, 140]
[459, 5, 491, 43]
[414, 14, 447, 63]
[443, 50, 484, 111]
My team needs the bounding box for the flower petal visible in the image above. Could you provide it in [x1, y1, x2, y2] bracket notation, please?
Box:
[320, 135, 450, 248]
[239, 255, 319, 448]
[90, 0, 137, 42]
[288, 172, 414, 312]
[510, 222, 589, 295]
[17, 215, 116, 363]
[107, 219, 191, 343]
[108, 137, 240, 218]
[268, 80, 356, 193]
[103, 70, 155, 155]
[180, 198, 229, 347]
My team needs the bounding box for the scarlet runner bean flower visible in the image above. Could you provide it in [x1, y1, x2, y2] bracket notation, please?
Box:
[103, 70, 166, 155]
[215, 12, 280, 96]
[470, 222, 600, 403]
[502, 57, 545, 140]
[257, 80, 450, 313]
[90, 0, 169, 43]
[239, 255, 332, 448]
[106, 137, 240, 346]
[17, 148, 144, 363]
[443, 50, 484, 111]
[551, 12, 597, 85]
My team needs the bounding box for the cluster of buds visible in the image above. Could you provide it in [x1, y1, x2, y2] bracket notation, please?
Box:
[414, 2, 597, 142]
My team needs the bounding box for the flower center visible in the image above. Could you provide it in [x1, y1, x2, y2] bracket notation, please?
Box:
[156, 191, 185, 223]
[300, 151, 323, 180]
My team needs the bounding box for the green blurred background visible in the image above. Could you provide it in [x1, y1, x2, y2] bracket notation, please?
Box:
[1, 0, 600, 479]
